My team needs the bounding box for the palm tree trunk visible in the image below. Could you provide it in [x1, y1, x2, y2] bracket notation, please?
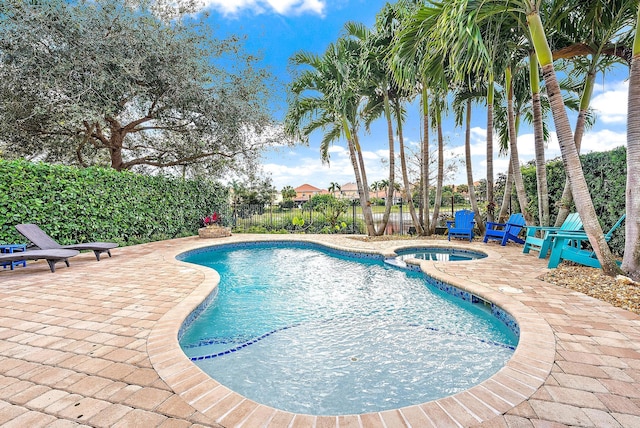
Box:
[528, 11, 619, 275]
[421, 84, 431, 235]
[430, 108, 444, 233]
[506, 66, 532, 224]
[498, 160, 514, 222]
[354, 132, 376, 235]
[375, 91, 396, 236]
[396, 103, 424, 235]
[554, 70, 595, 226]
[622, 6, 640, 280]
[464, 99, 484, 234]
[342, 117, 376, 236]
[530, 53, 549, 227]
[486, 79, 495, 223]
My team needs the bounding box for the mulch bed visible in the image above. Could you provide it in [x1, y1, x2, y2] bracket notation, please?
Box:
[541, 263, 640, 315]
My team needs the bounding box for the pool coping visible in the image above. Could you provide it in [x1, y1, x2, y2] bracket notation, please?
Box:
[147, 236, 556, 427]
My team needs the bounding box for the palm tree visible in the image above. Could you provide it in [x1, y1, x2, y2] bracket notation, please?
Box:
[622, 4, 640, 280]
[345, 15, 399, 236]
[328, 182, 342, 195]
[522, 0, 620, 275]
[452, 90, 485, 234]
[529, 51, 550, 227]
[505, 64, 533, 225]
[551, 0, 636, 226]
[493, 62, 535, 221]
[391, 0, 455, 235]
[281, 185, 297, 200]
[430, 91, 448, 230]
[285, 38, 377, 235]
[461, 0, 619, 275]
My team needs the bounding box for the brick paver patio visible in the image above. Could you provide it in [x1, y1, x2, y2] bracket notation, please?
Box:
[0, 234, 638, 427]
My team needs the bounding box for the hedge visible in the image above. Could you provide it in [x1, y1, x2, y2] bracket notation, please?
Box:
[0, 159, 229, 246]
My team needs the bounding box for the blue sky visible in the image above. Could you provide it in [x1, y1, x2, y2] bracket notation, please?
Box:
[197, 0, 629, 192]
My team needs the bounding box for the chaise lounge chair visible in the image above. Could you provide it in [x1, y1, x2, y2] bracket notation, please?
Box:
[483, 213, 526, 246]
[446, 209, 476, 242]
[15, 224, 118, 261]
[0, 249, 79, 272]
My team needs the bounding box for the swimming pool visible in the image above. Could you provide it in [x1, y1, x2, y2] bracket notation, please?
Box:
[178, 242, 518, 416]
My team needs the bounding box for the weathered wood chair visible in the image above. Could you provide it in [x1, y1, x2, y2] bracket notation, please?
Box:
[522, 212, 583, 258]
[483, 213, 526, 246]
[446, 209, 476, 242]
[546, 214, 626, 269]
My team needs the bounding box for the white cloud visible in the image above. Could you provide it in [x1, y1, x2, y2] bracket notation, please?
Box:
[264, 141, 392, 190]
[447, 127, 488, 159]
[554, 129, 626, 155]
[517, 129, 626, 164]
[591, 80, 628, 124]
[200, 0, 325, 16]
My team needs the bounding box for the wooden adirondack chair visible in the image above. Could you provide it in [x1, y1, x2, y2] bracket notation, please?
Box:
[522, 212, 583, 258]
[446, 209, 475, 242]
[483, 213, 526, 246]
[546, 214, 626, 269]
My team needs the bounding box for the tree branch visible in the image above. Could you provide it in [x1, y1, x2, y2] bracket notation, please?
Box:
[121, 148, 252, 170]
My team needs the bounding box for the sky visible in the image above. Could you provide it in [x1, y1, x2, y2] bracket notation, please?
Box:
[195, 0, 629, 192]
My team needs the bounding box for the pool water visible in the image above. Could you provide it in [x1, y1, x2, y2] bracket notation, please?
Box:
[396, 247, 486, 262]
[179, 244, 517, 416]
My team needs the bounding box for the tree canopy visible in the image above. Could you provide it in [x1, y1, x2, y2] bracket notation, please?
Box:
[0, 0, 285, 177]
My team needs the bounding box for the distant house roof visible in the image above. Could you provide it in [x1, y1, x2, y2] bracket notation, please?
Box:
[295, 183, 323, 192]
[340, 182, 358, 192]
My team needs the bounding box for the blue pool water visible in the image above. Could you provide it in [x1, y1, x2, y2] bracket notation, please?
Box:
[395, 247, 486, 262]
[179, 243, 518, 416]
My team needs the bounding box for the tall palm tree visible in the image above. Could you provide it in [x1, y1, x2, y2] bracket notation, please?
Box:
[285, 38, 377, 235]
[551, 0, 636, 226]
[522, 0, 619, 275]
[463, 11, 515, 223]
[429, 91, 448, 230]
[453, 87, 486, 234]
[345, 14, 400, 236]
[391, 0, 460, 234]
[622, 4, 640, 280]
[529, 52, 550, 226]
[465, 0, 618, 275]
[505, 64, 533, 224]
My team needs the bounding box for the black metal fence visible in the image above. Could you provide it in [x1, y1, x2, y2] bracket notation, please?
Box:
[217, 203, 423, 235]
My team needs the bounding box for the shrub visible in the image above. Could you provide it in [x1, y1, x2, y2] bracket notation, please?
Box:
[0, 159, 228, 245]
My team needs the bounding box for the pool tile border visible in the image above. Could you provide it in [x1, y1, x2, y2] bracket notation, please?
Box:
[148, 236, 555, 427]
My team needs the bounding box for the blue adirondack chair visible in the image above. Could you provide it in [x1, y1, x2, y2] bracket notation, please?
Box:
[522, 212, 583, 258]
[483, 213, 526, 246]
[446, 210, 475, 242]
[547, 214, 626, 269]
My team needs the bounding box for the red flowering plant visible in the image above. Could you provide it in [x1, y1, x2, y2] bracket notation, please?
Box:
[202, 212, 222, 227]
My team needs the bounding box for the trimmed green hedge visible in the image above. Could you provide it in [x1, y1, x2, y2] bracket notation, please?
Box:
[0, 160, 229, 245]
[521, 146, 627, 255]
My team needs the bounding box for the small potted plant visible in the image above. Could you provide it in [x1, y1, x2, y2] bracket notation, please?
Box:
[198, 212, 232, 238]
